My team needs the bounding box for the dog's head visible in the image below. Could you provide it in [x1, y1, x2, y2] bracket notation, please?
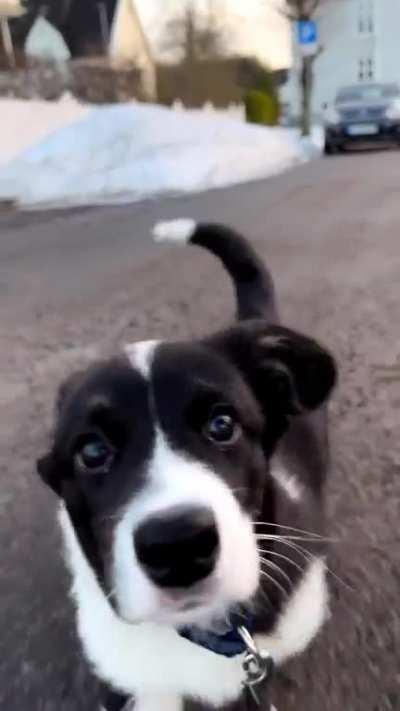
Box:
[37, 318, 336, 629]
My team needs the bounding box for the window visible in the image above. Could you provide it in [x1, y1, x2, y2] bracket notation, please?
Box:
[337, 85, 400, 104]
[368, 2, 374, 33]
[357, 56, 375, 83]
[358, 0, 374, 35]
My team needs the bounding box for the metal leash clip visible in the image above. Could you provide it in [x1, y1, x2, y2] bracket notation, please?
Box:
[238, 626, 274, 706]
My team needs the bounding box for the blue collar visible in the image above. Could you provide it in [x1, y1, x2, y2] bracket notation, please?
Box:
[179, 614, 255, 658]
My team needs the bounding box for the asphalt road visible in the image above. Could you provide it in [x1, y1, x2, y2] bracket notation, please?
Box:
[1, 150, 399, 711]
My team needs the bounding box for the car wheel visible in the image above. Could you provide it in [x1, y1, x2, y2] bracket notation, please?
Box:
[324, 141, 335, 155]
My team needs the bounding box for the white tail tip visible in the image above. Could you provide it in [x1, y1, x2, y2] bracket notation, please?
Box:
[152, 219, 197, 245]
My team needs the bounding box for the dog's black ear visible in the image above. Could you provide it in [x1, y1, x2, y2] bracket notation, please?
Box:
[219, 323, 337, 416]
[36, 452, 62, 496]
[256, 327, 337, 414]
[36, 370, 83, 496]
[55, 369, 85, 413]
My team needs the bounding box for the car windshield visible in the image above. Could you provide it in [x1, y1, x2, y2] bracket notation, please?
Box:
[336, 84, 400, 104]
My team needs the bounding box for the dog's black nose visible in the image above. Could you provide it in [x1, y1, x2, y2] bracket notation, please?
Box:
[134, 506, 219, 588]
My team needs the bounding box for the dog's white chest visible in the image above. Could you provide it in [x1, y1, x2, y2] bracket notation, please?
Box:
[134, 694, 183, 711]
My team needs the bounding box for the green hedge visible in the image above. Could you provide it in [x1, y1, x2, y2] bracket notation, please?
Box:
[245, 89, 280, 126]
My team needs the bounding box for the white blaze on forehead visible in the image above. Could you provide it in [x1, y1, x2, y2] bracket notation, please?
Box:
[119, 343, 261, 628]
[124, 340, 160, 378]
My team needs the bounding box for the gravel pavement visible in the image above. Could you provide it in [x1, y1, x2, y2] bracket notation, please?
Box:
[0, 150, 399, 711]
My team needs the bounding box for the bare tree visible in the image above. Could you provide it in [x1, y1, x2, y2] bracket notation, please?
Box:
[162, 0, 225, 105]
[163, 1, 224, 62]
[280, 0, 327, 136]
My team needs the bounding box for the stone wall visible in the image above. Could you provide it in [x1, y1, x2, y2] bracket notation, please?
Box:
[70, 58, 146, 104]
[0, 61, 65, 100]
[0, 57, 153, 103]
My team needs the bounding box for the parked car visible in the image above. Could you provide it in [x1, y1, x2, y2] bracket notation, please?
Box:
[324, 83, 400, 154]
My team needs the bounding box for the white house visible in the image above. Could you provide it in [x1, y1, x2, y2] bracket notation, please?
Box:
[282, 0, 400, 117]
[0, 0, 24, 67]
[0, 0, 24, 16]
[110, 0, 157, 100]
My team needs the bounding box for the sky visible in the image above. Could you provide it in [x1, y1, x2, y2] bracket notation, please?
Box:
[135, 0, 291, 69]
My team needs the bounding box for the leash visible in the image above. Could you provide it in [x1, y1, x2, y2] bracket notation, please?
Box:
[238, 626, 275, 709]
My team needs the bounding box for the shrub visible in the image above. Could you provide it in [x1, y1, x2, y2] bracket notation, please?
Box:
[245, 89, 280, 126]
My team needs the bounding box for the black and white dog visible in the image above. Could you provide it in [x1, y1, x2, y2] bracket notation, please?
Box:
[37, 221, 337, 711]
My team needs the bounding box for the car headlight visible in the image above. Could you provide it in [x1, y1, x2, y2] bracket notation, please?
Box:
[324, 107, 341, 125]
[385, 100, 400, 120]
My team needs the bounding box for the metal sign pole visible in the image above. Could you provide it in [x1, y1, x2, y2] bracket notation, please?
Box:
[0, 15, 16, 68]
[97, 2, 110, 51]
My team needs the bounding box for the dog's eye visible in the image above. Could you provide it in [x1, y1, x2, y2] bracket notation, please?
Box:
[75, 434, 114, 473]
[204, 407, 239, 445]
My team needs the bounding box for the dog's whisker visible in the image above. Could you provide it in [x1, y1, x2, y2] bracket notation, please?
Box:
[268, 536, 314, 562]
[291, 542, 357, 595]
[256, 534, 334, 543]
[253, 521, 327, 539]
[256, 585, 274, 612]
[259, 569, 290, 599]
[272, 537, 357, 595]
[258, 548, 306, 575]
[259, 558, 293, 590]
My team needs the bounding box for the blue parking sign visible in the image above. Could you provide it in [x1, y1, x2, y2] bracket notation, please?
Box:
[297, 19, 318, 55]
[297, 19, 318, 45]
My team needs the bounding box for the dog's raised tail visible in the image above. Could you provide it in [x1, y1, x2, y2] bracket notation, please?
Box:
[153, 219, 277, 321]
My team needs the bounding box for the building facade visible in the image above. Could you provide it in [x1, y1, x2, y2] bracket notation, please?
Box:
[282, 0, 400, 117]
[109, 0, 156, 100]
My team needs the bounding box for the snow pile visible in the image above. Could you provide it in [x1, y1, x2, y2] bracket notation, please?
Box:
[0, 101, 313, 208]
[0, 95, 87, 167]
[301, 126, 325, 157]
